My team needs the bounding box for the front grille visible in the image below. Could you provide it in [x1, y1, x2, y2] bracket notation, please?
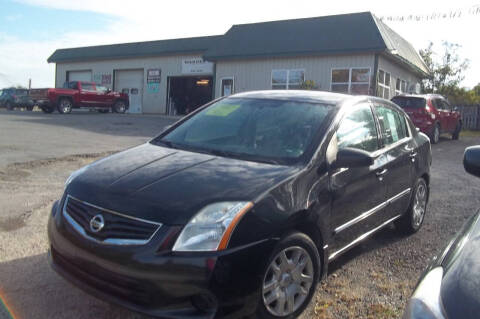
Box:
[63, 195, 161, 245]
[51, 247, 152, 305]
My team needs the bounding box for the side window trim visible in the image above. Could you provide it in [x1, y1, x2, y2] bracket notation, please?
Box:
[333, 102, 381, 154]
[371, 102, 412, 154]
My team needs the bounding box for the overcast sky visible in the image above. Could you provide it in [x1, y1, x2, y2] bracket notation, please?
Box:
[1, 0, 479, 89]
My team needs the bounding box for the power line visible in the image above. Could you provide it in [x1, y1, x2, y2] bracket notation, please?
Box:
[378, 4, 480, 22]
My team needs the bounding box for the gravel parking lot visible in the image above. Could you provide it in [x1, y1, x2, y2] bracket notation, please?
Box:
[0, 109, 479, 319]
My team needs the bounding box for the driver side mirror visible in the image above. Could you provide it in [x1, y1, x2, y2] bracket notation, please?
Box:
[464, 146, 480, 178]
[333, 147, 374, 169]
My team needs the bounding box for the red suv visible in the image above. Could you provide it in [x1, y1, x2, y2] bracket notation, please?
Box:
[391, 94, 462, 144]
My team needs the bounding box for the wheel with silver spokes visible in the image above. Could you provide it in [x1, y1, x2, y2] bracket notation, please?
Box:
[113, 100, 127, 113]
[412, 182, 427, 228]
[396, 178, 428, 234]
[430, 124, 440, 144]
[257, 233, 320, 319]
[57, 98, 72, 114]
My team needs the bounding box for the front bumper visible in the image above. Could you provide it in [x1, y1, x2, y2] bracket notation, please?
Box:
[48, 200, 276, 319]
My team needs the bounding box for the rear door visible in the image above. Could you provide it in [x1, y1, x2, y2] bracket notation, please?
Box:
[95, 85, 114, 106]
[432, 98, 451, 133]
[440, 99, 456, 132]
[372, 101, 415, 219]
[78, 82, 97, 107]
[328, 103, 388, 256]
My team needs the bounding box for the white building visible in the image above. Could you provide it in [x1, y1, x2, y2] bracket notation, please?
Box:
[48, 12, 429, 115]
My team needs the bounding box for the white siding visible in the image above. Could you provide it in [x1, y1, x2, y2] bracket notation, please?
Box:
[377, 55, 421, 97]
[56, 53, 212, 114]
[215, 54, 375, 98]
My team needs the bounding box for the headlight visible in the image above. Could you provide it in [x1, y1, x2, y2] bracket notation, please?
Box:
[172, 202, 253, 252]
[403, 267, 446, 319]
[65, 166, 88, 188]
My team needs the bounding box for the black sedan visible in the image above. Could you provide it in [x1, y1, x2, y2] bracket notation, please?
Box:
[403, 145, 480, 319]
[48, 90, 431, 319]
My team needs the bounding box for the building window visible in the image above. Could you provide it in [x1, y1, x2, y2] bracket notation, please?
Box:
[331, 68, 370, 95]
[395, 78, 407, 95]
[377, 70, 391, 99]
[271, 69, 305, 90]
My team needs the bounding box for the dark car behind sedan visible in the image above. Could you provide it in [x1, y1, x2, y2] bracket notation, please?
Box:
[48, 90, 431, 319]
[0, 87, 33, 110]
[403, 145, 480, 319]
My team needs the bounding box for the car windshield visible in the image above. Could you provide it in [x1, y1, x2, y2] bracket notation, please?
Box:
[152, 97, 334, 165]
[391, 96, 426, 109]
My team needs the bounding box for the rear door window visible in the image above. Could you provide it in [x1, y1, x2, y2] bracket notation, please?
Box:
[96, 85, 108, 93]
[81, 83, 95, 91]
[439, 99, 451, 111]
[63, 82, 79, 89]
[375, 105, 407, 146]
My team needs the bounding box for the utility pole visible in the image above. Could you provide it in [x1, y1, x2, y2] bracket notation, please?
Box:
[28, 78, 31, 90]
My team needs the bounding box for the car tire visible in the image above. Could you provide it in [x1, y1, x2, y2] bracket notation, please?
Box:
[256, 232, 320, 319]
[430, 124, 440, 144]
[98, 109, 109, 113]
[113, 100, 127, 113]
[6, 101, 13, 111]
[57, 98, 73, 114]
[41, 106, 54, 113]
[26, 105, 34, 111]
[395, 178, 428, 234]
[452, 122, 461, 140]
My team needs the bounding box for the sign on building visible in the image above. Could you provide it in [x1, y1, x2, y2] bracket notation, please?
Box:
[182, 58, 214, 75]
[147, 69, 161, 93]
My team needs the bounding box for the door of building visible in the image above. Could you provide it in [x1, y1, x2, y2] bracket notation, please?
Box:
[115, 69, 144, 114]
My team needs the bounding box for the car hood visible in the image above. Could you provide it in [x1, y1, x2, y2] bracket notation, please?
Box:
[67, 143, 300, 225]
[440, 212, 480, 319]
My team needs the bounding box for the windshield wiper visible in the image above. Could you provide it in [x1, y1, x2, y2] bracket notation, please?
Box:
[207, 149, 280, 165]
[155, 141, 281, 165]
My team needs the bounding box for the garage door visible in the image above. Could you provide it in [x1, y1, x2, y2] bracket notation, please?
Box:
[115, 69, 143, 114]
[68, 70, 92, 82]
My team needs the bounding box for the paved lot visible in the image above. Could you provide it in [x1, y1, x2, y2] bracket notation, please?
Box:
[0, 109, 479, 319]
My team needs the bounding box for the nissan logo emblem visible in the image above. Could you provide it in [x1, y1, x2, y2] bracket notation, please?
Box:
[89, 214, 105, 233]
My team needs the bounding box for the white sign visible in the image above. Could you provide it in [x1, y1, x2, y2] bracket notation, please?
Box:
[182, 58, 214, 75]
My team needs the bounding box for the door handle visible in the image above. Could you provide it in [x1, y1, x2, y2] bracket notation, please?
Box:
[409, 152, 417, 162]
[376, 168, 388, 180]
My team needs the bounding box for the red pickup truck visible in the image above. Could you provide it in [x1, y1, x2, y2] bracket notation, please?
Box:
[29, 81, 129, 114]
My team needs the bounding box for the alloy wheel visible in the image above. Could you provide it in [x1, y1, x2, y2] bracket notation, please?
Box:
[114, 102, 126, 113]
[413, 183, 427, 228]
[60, 99, 72, 113]
[433, 126, 440, 143]
[262, 246, 314, 317]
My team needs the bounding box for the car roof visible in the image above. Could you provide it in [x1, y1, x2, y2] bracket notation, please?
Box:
[393, 93, 445, 99]
[229, 90, 366, 106]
